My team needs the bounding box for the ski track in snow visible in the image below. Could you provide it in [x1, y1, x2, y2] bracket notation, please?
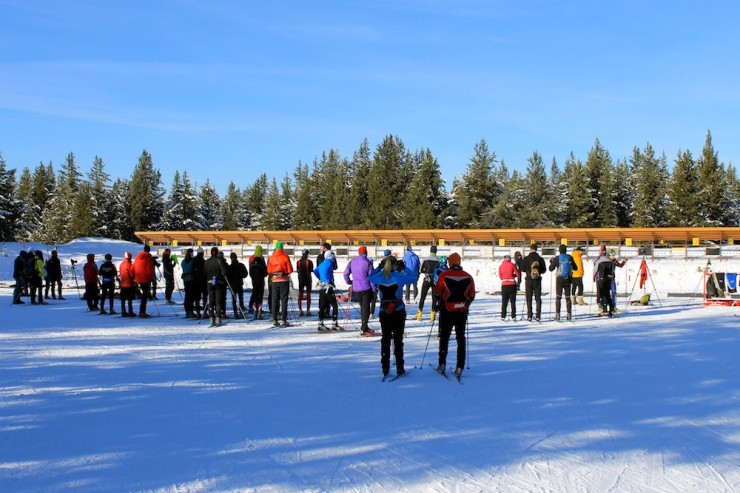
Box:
[1, 244, 740, 491]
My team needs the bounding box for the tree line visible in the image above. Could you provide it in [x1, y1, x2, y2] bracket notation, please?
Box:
[0, 131, 738, 246]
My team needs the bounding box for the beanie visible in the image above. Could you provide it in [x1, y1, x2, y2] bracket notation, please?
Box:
[322, 242, 331, 251]
[196, 247, 204, 254]
[302, 248, 310, 256]
[406, 245, 412, 251]
[254, 245, 263, 256]
[358, 246, 367, 255]
[384, 249, 391, 257]
[230, 252, 238, 259]
[275, 241, 283, 250]
[105, 253, 112, 261]
[430, 245, 437, 254]
[448, 253, 461, 266]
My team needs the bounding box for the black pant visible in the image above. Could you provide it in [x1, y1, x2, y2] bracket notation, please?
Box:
[404, 281, 418, 302]
[271, 281, 290, 322]
[164, 274, 175, 301]
[571, 277, 584, 297]
[418, 277, 437, 311]
[554, 277, 572, 316]
[598, 278, 613, 313]
[525, 277, 543, 319]
[231, 286, 244, 315]
[208, 283, 224, 319]
[13, 276, 25, 303]
[100, 282, 115, 310]
[120, 287, 135, 315]
[85, 282, 98, 310]
[138, 282, 151, 314]
[249, 282, 265, 313]
[380, 309, 405, 374]
[501, 285, 517, 319]
[439, 310, 467, 371]
[318, 285, 338, 322]
[31, 276, 44, 303]
[356, 289, 373, 331]
[183, 280, 194, 314]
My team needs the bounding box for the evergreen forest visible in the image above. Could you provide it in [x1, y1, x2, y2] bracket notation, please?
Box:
[1, 131, 738, 245]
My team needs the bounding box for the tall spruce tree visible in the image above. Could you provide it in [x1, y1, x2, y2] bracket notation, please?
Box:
[243, 174, 268, 230]
[127, 150, 165, 235]
[109, 178, 132, 240]
[162, 171, 202, 231]
[667, 149, 699, 226]
[630, 144, 669, 227]
[518, 151, 549, 227]
[88, 156, 112, 237]
[367, 135, 409, 229]
[583, 139, 613, 227]
[263, 178, 283, 230]
[545, 157, 566, 227]
[43, 152, 81, 243]
[696, 131, 725, 226]
[612, 159, 633, 227]
[220, 182, 243, 230]
[291, 161, 317, 229]
[199, 180, 221, 230]
[455, 139, 497, 228]
[562, 153, 592, 227]
[0, 154, 19, 242]
[346, 139, 372, 229]
[403, 148, 447, 229]
[15, 168, 35, 241]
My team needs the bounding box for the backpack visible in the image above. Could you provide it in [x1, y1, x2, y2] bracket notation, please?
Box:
[530, 259, 540, 280]
[557, 254, 573, 278]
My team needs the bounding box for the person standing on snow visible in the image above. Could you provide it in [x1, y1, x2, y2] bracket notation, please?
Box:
[296, 249, 314, 317]
[435, 252, 475, 379]
[314, 250, 339, 331]
[548, 244, 578, 321]
[499, 254, 520, 321]
[30, 250, 47, 305]
[118, 251, 136, 317]
[45, 250, 64, 300]
[608, 250, 627, 314]
[267, 241, 294, 327]
[368, 255, 418, 378]
[403, 245, 420, 304]
[162, 248, 177, 304]
[133, 245, 156, 318]
[191, 247, 207, 319]
[204, 246, 229, 327]
[83, 253, 100, 312]
[571, 246, 587, 306]
[227, 252, 248, 318]
[416, 245, 440, 321]
[180, 248, 195, 318]
[12, 251, 28, 304]
[97, 253, 117, 314]
[520, 243, 546, 322]
[344, 245, 376, 336]
[248, 245, 268, 319]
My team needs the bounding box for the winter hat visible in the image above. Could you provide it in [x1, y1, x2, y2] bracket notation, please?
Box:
[302, 248, 309, 256]
[164, 248, 171, 255]
[406, 245, 412, 251]
[124, 251, 132, 259]
[51, 250, 58, 257]
[254, 245, 263, 257]
[211, 246, 219, 256]
[275, 241, 283, 250]
[322, 242, 331, 251]
[230, 252, 238, 260]
[448, 253, 461, 266]
[196, 247, 204, 254]
[384, 249, 391, 257]
[104, 253, 112, 261]
[430, 245, 437, 254]
[504, 254, 511, 261]
[358, 246, 367, 255]
[144, 244, 151, 252]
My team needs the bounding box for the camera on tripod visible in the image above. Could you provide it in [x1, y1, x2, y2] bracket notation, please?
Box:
[70, 259, 78, 265]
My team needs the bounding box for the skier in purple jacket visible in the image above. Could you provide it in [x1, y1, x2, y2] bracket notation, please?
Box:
[344, 246, 376, 336]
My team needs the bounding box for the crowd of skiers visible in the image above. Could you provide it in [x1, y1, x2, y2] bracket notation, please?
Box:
[11, 241, 630, 378]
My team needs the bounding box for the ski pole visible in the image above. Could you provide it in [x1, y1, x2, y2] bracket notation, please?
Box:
[70, 260, 82, 299]
[419, 312, 438, 369]
[465, 316, 470, 370]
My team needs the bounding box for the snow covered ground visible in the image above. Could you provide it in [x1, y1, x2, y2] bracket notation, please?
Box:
[1, 239, 739, 492]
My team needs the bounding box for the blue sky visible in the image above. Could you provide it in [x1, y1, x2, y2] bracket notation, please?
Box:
[1, 1, 739, 194]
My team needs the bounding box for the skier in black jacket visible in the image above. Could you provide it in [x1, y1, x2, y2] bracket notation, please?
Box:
[12, 251, 28, 304]
[45, 250, 64, 300]
[520, 243, 546, 321]
[204, 247, 229, 327]
[227, 252, 248, 318]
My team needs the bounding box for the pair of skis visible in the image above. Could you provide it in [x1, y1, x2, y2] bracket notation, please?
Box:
[429, 364, 463, 384]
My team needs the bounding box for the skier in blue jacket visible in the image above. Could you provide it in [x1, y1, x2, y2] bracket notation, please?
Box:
[368, 259, 418, 378]
[403, 246, 420, 303]
[313, 250, 339, 331]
